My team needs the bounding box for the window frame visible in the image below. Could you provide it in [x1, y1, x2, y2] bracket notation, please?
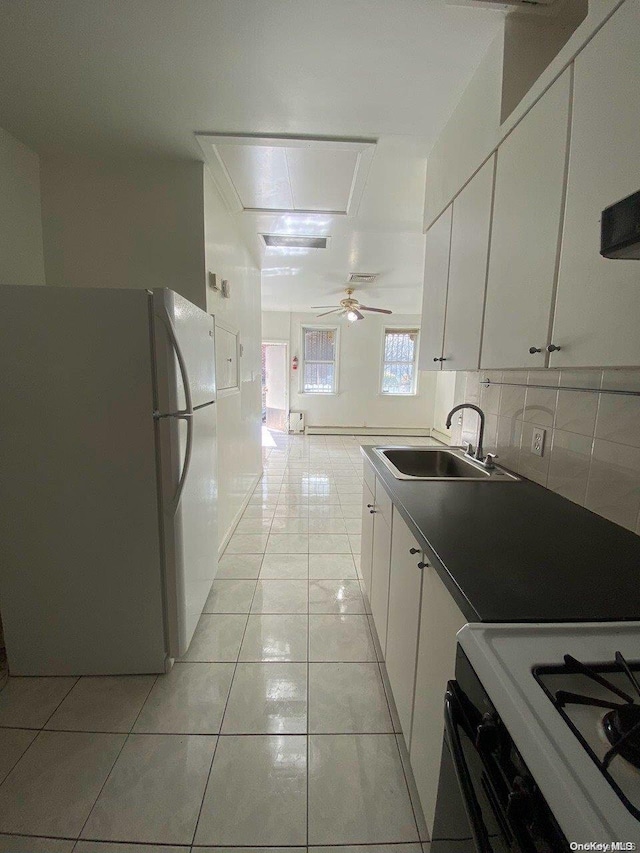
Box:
[299, 324, 340, 395]
[379, 326, 420, 397]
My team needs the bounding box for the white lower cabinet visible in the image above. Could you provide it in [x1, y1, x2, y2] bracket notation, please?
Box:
[384, 508, 424, 747]
[410, 565, 467, 834]
[360, 481, 375, 599]
[360, 462, 469, 836]
[369, 504, 392, 655]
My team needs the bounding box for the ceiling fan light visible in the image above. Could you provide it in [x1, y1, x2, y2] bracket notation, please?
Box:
[346, 310, 360, 322]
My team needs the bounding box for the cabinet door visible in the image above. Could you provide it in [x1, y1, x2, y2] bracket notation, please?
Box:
[360, 481, 375, 600]
[481, 68, 571, 369]
[369, 510, 392, 656]
[418, 205, 452, 371]
[552, 2, 640, 367]
[215, 325, 238, 390]
[442, 156, 495, 371]
[385, 508, 424, 747]
[409, 566, 467, 835]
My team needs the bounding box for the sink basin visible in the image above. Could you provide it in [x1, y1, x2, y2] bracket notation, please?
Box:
[373, 447, 519, 482]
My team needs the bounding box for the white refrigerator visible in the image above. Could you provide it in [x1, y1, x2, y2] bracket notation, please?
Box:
[0, 285, 217, 675]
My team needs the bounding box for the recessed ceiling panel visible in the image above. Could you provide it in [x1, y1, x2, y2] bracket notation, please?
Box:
[217, 144, 293, 210]
[197, 135, 376, 215]
[286, 147, 359, 212]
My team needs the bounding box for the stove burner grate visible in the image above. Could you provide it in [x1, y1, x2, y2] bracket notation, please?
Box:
[554, 651, 640, 770]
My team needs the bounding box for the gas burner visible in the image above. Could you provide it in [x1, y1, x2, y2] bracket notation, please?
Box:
[553, 651, 640, 770]
[603, 705, 640, 769]
[534, 649, 640, 822]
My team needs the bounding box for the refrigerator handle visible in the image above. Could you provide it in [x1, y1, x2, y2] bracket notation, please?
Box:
[171, 413, 193, 514]
[154, 304, 194, 513]
[155, 306, 193, 418]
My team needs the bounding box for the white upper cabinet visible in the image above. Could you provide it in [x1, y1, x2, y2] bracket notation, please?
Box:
[442, 156, 495, 371]
[551, 0, 640, 368]
[481, 68, 571, 369]
[418, 205, 452, 371]
[215, 323, 238, 391]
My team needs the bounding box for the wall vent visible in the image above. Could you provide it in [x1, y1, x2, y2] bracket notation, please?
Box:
[447, 0, 558, 10]
[261, 234, 328, 249]
[348, 272, 379, 284]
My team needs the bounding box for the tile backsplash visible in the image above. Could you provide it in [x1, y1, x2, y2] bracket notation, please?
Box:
[447, 368, 640, 535]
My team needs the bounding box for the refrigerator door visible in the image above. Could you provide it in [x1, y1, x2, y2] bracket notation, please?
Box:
[152, 290, 218, 658]
[153, 289, 216, 411]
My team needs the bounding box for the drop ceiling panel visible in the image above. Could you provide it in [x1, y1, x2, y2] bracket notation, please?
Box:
[198, 135, 376, 215]
[218, 144, 294, 210]
[286, 147, 359, 212]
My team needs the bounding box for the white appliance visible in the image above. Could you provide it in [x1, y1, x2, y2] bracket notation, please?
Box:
[458, 622, 640, 845]
[0, 286, 217, 676]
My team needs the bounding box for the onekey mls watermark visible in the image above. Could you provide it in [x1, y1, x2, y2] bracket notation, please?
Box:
[570, 843, 637, 851]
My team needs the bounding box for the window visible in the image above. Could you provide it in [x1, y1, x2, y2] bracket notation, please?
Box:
[302, 326, 338, 394]
[381, 328, 419, 395]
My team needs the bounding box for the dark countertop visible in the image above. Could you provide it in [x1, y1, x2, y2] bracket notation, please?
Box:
[362, 446, 640, 623]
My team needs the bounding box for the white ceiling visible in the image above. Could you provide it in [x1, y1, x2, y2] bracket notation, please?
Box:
[239, 135, 434, 313]
[0, 0, 505, 313]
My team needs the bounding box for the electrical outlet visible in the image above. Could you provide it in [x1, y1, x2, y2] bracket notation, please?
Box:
[531, 427, 546, 457]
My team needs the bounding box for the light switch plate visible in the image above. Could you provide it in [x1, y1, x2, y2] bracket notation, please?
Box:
[531, 427, 546, 457]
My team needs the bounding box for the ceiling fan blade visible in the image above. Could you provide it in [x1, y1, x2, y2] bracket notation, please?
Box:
[353, 308, 365, 321]
[316, 309, 342, 317]
[311, 305, 339, 309]
[359, 305, 393, 314]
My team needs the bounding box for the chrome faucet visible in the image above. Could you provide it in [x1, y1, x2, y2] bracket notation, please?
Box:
[445, 403, 495, 469]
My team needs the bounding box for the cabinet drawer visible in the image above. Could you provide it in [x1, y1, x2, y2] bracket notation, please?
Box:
[363, 456, 376, 496]
[374, 477, 393, 525]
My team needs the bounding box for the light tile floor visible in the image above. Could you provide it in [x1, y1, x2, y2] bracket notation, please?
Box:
[0, 433, 438, 853]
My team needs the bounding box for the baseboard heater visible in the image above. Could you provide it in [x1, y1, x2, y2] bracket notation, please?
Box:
[304, 426, 433, 436]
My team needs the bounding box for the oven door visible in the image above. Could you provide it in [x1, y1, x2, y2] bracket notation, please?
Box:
[431, 685, 519, 852]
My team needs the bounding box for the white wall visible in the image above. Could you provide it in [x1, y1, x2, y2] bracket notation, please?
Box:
[205, 170, 262, 550]
[424, 34, 503, 230]
[263, 310, 437, 431]
[432, 371, 456, 441]
[38, 155, 262, 553]
[40, 156, 207, 308]
[501, 1, 588, 123]
[0, 126, 45, 286]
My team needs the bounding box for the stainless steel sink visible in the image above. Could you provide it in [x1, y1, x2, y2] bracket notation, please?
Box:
[373, 446, 520, 482]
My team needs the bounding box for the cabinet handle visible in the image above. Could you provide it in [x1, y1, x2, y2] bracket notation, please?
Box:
[409, 547, 420, 555]
[433, 357, 448, 362]
[370, 509, 377, 514]
[528, 346, 542, 354]
[367, 504, 374, 508]
[417, 561, 429, 570]
[547, 343, 562, 353]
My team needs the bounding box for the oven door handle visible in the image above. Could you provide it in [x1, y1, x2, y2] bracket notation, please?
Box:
[444, 686, 494, 853]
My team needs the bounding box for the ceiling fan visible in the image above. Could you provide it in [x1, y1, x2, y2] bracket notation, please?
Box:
[311, 288, 393, 322]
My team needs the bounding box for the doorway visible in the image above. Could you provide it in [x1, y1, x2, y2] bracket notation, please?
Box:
[261, 341, 289, 432]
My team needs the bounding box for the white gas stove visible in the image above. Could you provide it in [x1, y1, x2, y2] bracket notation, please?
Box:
[458, 622, 640, 846]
